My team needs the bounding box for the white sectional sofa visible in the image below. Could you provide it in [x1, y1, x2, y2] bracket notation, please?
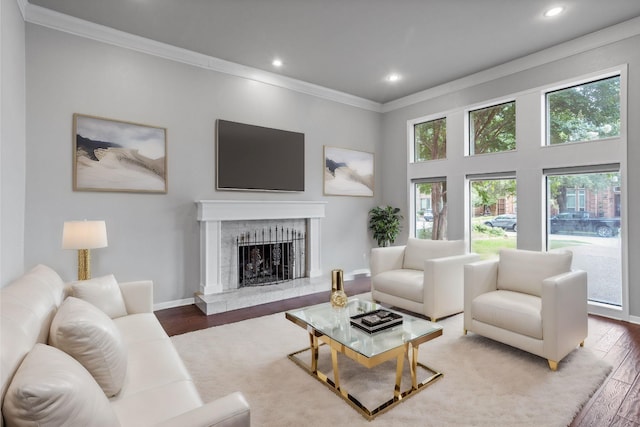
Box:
[0, 264, 250, 427]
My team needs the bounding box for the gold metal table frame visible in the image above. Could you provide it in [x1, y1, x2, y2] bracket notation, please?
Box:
[285, 300, 443, 420]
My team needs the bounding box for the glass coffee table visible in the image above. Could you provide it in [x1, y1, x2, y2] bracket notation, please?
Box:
[285, 298, 443, 420]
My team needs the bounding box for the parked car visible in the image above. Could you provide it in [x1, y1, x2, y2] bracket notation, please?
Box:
[423, 209, 433, 222]
[484, 214, 517, 231]
[549, 212, 620, 237]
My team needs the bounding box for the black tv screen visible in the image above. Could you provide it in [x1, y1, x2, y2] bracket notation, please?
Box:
[216, 120, 305, 192]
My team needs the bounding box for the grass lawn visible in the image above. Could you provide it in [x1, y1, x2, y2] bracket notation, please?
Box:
[472, 235, 590, 259]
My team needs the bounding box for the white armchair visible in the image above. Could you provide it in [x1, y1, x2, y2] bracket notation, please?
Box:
[464, 248, 588, 370]
[370, 238, 480, 321]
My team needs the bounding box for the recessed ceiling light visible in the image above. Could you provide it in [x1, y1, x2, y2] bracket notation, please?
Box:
[272, 59, 283, 67]
[387, 73, 401, 82]
[544, 6, 564, 17]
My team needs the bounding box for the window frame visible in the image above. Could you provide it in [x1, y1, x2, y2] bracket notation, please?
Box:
[410, 178, 448, 240]
[412, 116, 447, 163]
[544, 74, 621, 146]
[467, 100, 517, 156]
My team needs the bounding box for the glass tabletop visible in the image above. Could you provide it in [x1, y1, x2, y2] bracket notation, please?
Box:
[286, 298, 442, 359]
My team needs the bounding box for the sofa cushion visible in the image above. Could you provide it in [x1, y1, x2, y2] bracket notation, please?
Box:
[113, 313, 171, 345]
[111, 380, 202, 427]
[72, 274, 128, 318]
[472, 290, 543, 339]
[403, 238, 465, 270]
[497, 249, 572, 296]
[2, 343, 121, 427]
[372, 269, 424, 303]
[49, 297, 127, 397]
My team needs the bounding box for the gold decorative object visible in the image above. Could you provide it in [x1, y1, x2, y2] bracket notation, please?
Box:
[330, 269, 348, 308]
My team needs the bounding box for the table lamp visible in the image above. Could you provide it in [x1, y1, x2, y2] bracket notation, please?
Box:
[62, 220, 108, 280]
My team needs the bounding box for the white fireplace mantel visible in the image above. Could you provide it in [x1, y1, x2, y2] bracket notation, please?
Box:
[197, 200, 326, 222]
[196, 200, 327, 301]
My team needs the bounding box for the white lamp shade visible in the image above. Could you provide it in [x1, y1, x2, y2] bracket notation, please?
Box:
[62, 221, 108, 249]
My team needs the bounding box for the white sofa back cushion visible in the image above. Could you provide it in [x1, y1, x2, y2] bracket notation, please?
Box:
[72, 274, 128, 319]
[49, 297, 127, 397]
[403, 238, 465, 270]
[497, 249, 573, 296]
[2, 343, 121, 427]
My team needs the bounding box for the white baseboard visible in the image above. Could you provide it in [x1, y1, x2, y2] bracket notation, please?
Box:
[154, 297, 195, 311]
[350, 268, 371, 277]
[629, 314, 640, 325]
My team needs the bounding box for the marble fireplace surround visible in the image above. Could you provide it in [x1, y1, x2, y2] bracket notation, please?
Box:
[195, 200, 327, 314]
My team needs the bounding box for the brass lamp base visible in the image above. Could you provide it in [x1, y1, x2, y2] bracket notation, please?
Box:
[77, 249, 91, 281]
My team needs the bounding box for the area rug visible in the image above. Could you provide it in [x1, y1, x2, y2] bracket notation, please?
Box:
[171, 305, 611, 427]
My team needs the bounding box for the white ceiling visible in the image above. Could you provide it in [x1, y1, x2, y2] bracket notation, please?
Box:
[28, 0, 640, 104]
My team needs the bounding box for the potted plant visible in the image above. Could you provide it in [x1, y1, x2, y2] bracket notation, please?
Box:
[368, 206, 403, 247]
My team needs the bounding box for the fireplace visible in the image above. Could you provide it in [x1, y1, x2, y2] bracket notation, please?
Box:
[195, 200, 326, 314]
[236, 227, 305, 287]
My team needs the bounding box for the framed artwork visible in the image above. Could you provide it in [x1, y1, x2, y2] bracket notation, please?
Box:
[73, 114, 167, 193]
[323, 146, 374, 197]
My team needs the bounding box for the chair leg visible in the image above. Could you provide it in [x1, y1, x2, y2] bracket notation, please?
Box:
[548, 360, 558, 371]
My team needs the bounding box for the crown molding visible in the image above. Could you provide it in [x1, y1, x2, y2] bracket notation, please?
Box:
[23, 4, 383, 113]
[21, 3, 640, 115]
[15, 0, 27, 18]
[382, 15, 640, 113]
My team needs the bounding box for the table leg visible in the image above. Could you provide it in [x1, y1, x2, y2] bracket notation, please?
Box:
[394, 352, 405, 398]
[331, 346, 341, 391]
[309, 333, 318, 374]
[410, 344, 419, 390]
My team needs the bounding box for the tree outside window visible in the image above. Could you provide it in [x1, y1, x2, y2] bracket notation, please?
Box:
[469, 101, 516, 155]
[414, 118, 446, 162]
[414, 181, 447, 240]
[547, 76, 620, 145]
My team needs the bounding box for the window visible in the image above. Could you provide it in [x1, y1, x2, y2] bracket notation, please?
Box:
[469, 101, 516, 155]
[414, 117, 446, 162]
[470, 177, 517, 258]
[546, 75, 620, 145]
[547, 170, 622, 306]
[407, 67, 626, 319]
[565, 188, 586, 212]
[413, 180, 447, 240]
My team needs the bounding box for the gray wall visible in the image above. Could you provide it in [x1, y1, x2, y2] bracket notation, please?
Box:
[382, 35, 640, 319]
[0, 0, 26, 284]
[23, 25, 382, 304]
[8, 10, 640, 320]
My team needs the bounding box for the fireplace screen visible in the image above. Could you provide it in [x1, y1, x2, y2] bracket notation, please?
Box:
[237, 227, 305, 287]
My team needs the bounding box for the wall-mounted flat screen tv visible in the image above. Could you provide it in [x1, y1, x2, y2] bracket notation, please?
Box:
[216, 119, 305, 192]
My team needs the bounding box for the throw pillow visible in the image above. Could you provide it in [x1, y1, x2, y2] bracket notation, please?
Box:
[72, 274, 128, 318]
[2, 343, 121, 427]
[49, 297, 127, 397]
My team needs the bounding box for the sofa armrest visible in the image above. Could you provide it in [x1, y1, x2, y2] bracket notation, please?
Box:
[119, 280, 154, 314]
[542, 270, 588, 362]
[152, 392, 250, 427]
[370, 246, 406, 277]
[424, 253, 481, 317]
[463, 259, 499, 330]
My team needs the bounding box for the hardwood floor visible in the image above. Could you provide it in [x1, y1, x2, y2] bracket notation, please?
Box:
[155, 277, 640, 426]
